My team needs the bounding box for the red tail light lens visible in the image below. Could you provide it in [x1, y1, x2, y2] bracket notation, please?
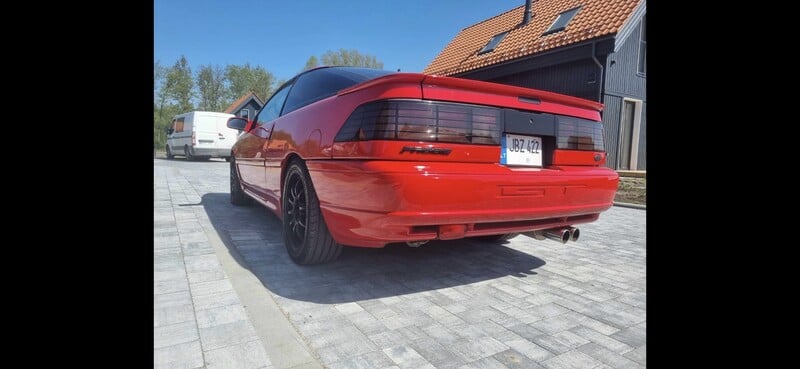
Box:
[557, 116, 605, 152]
[335, 100, 501, 145]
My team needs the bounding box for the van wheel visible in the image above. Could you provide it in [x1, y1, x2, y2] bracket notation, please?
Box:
[184, 146, 193, 161]
[165, 146, 174, 159]
[230, 158, 251, 206]
[282, 160, 342, 265]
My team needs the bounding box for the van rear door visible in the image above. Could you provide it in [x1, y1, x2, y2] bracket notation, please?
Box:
[215, 115, 239, 152]
[192, 113, 219, 151]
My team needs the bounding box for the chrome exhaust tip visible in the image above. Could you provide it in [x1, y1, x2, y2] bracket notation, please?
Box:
[568, 227, 580, 242]
[544, 228, 571, 244]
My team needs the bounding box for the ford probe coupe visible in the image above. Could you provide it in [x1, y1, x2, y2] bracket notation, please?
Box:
[227, 66, 619, 264]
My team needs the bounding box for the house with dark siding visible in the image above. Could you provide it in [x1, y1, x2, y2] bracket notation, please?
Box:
[425, 0, 646, 171]
[224, 92, 264, 121]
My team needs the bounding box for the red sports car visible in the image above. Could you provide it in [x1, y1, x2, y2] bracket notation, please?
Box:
[227, 66, 619, 264]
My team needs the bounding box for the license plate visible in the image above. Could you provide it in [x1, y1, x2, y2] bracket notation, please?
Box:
[500, 134, 542, 166]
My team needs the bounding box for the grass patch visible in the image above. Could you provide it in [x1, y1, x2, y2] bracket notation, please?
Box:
[615, 176, 646, 205]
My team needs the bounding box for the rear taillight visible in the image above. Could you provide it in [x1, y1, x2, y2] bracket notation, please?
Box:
[335, 100, 501, 145]
[557, 116, 604, 152]
[192, 132, 196, 146]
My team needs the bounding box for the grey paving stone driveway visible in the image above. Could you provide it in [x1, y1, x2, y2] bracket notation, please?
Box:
[154, 158, 646, 369]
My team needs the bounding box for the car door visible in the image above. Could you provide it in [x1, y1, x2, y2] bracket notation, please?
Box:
[263, 71, 325, 201]
[234, 84, 293, 199]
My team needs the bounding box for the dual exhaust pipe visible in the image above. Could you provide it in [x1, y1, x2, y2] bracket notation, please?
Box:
[525, 227, 580, 244]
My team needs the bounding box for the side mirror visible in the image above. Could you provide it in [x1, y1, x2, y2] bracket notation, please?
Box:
[165, 127, 174, 135]
[227, 117, 248, 131]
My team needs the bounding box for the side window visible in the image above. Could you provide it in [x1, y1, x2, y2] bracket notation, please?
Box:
[283, 69, 367, 114]
[256, 84, 292, 125]
[175, 118, 185, 133]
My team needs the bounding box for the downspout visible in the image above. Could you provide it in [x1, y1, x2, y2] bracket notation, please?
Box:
[591, 42, 604, 103]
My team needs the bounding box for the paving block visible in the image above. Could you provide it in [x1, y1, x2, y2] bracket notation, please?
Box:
[382, 345, 435, 369]
[154, 340, 204, 369]
[204, 339, 271, 369]
[198, 320, 258, 351]
[542, 350, 603, 369]
[577, 342, 641, 369]
[196, 304, 249, 329]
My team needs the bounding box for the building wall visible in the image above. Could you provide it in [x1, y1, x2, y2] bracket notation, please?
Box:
[235, 100, 263, 120]
[602, 17, 646, 170]
[605, 20, 646, 98]
[487, 59, 601, 101]
[246, 100, 262, 115]
[603, 96, 648, 171]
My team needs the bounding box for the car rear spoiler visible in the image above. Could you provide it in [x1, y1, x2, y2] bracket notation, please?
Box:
[337, 73, 604, 120]
[421, 75, 604, 112]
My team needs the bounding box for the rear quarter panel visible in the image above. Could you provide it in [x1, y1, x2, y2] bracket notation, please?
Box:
[266, 78, 425, 200]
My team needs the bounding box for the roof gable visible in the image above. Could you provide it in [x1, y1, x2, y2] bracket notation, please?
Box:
[224, 92, 264, 114]
[613, 0, 646, 52]
[424, 0, 642, 76]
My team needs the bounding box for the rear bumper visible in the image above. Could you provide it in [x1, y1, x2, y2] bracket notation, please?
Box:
[190, 147, 230, 158]
[307, 160, 619, 247]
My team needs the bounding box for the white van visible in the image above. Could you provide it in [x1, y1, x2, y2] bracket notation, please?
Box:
[166, 111, 238, 161]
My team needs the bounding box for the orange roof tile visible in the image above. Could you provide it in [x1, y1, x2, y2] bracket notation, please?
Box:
[224, 92, 263, 114]
[424, 0, 641, 76]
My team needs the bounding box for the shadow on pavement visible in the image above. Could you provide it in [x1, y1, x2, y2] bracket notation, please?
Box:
[201, 192, 545, 304]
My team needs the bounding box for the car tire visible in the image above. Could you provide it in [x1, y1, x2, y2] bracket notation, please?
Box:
[282, 160, 342, 265]
[185, 146, 193, 161]
[473, 233, 520, 243]
[166, 146, 174, 159]
[230, 158, 252, 206]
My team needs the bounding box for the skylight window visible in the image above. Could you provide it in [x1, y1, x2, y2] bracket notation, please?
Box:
[543, 7, 581, 35]
[478, 31, 508, 55]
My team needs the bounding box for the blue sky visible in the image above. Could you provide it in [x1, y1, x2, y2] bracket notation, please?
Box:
[154, 0, 525, 81]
